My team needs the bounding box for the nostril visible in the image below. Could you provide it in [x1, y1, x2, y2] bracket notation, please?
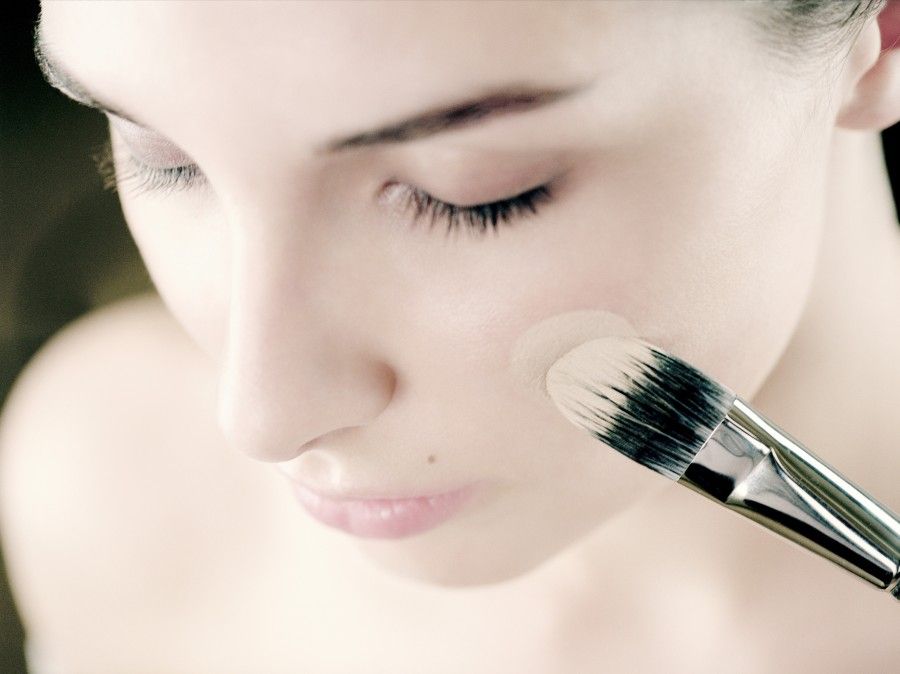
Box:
[273, 441, 335, 486]
[215, 350, 396, 462]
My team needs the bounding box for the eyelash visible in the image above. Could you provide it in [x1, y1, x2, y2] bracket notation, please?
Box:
[391, 182, 552, 237]
[90, 137, 553, 236]
[91, 137, 205, 197]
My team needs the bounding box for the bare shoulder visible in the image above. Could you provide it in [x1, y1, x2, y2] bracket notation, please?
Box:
[0, 291, 215, 506]
[0, 292, 230, 668]
[1, 292, 206, 417]
[0, 290, 200, 488]
[4, 291, 208, 392]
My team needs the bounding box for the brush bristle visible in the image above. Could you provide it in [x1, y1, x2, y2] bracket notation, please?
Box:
[545, 337, 736, 480]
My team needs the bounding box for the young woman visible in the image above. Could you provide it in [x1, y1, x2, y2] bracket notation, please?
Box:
[2, 1, 899, 671]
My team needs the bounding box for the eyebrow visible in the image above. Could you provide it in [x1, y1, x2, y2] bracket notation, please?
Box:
[33, 22, 595, 156]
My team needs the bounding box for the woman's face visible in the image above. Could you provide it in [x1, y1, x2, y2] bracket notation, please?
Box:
[40, 0, 840, 585]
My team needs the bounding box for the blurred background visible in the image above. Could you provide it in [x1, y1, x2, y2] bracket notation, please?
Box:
[2, 1, 900, 671]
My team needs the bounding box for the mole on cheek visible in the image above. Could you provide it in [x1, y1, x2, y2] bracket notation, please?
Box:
[427, 454, 436, 464]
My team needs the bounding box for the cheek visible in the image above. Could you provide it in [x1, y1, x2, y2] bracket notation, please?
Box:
[623, 126, 827, 400]
[431, 117, 828, 420]
[550, 135, 825, 408]
[119, 189, 230, 359]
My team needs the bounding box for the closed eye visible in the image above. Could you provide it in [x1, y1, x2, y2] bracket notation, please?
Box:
[91, 137, 554, 237]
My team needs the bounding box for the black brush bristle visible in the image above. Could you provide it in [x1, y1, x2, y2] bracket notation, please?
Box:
[546, 338, 736, 480]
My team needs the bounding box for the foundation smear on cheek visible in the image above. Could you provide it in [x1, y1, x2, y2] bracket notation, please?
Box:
[508, 309, 639, 400]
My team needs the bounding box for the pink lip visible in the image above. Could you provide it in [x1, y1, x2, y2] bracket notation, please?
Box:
[288, 481, 480, 539]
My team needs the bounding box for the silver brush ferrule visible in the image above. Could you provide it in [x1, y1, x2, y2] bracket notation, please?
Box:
[678, 397, 900, 600]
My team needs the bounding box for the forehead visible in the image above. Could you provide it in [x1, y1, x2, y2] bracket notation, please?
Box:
[38, 1, 753, 162]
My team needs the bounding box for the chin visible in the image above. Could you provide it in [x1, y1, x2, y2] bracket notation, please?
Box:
[348, 479, 666, 588]
[352, 511, 619, 589]
[355, 536, 560, 589]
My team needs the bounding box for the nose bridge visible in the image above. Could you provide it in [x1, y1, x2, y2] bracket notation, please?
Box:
[216, 208, 395, 463]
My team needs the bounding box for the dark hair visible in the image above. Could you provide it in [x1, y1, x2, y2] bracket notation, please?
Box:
[752, 0, 888, 70]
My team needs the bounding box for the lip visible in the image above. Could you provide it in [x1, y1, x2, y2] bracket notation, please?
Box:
[286, 480, 480, 539]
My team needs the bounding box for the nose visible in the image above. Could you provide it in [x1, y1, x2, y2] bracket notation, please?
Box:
[216, 220, 397, 463]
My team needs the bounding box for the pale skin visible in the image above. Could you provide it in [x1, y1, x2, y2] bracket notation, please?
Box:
[1, 1, 899, 672]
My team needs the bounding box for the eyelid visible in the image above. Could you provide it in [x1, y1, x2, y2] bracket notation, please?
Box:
[107, 114, 194, 168]
[398, 150, 569, 206]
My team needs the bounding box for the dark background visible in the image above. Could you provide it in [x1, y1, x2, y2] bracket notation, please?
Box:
[2, 1, 900, 672]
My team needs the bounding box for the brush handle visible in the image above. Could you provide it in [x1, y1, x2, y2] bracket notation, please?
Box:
[678, 397, 900, 600]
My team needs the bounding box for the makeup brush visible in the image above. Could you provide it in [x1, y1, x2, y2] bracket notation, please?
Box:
[544, 336, 900, 600]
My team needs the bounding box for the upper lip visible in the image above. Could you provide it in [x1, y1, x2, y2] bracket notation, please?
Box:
[275, 467, 474, 502]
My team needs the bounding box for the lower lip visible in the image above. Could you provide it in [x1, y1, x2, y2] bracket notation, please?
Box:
[290, 482, 479, 539]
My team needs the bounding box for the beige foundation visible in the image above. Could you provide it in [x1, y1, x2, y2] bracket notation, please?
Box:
[508, 309, 640, 399]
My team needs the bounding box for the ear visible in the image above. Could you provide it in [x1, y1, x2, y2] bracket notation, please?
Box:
[836, 0, 900, 130]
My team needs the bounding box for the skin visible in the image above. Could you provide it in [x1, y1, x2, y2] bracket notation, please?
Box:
[3, 0, 900, 670]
